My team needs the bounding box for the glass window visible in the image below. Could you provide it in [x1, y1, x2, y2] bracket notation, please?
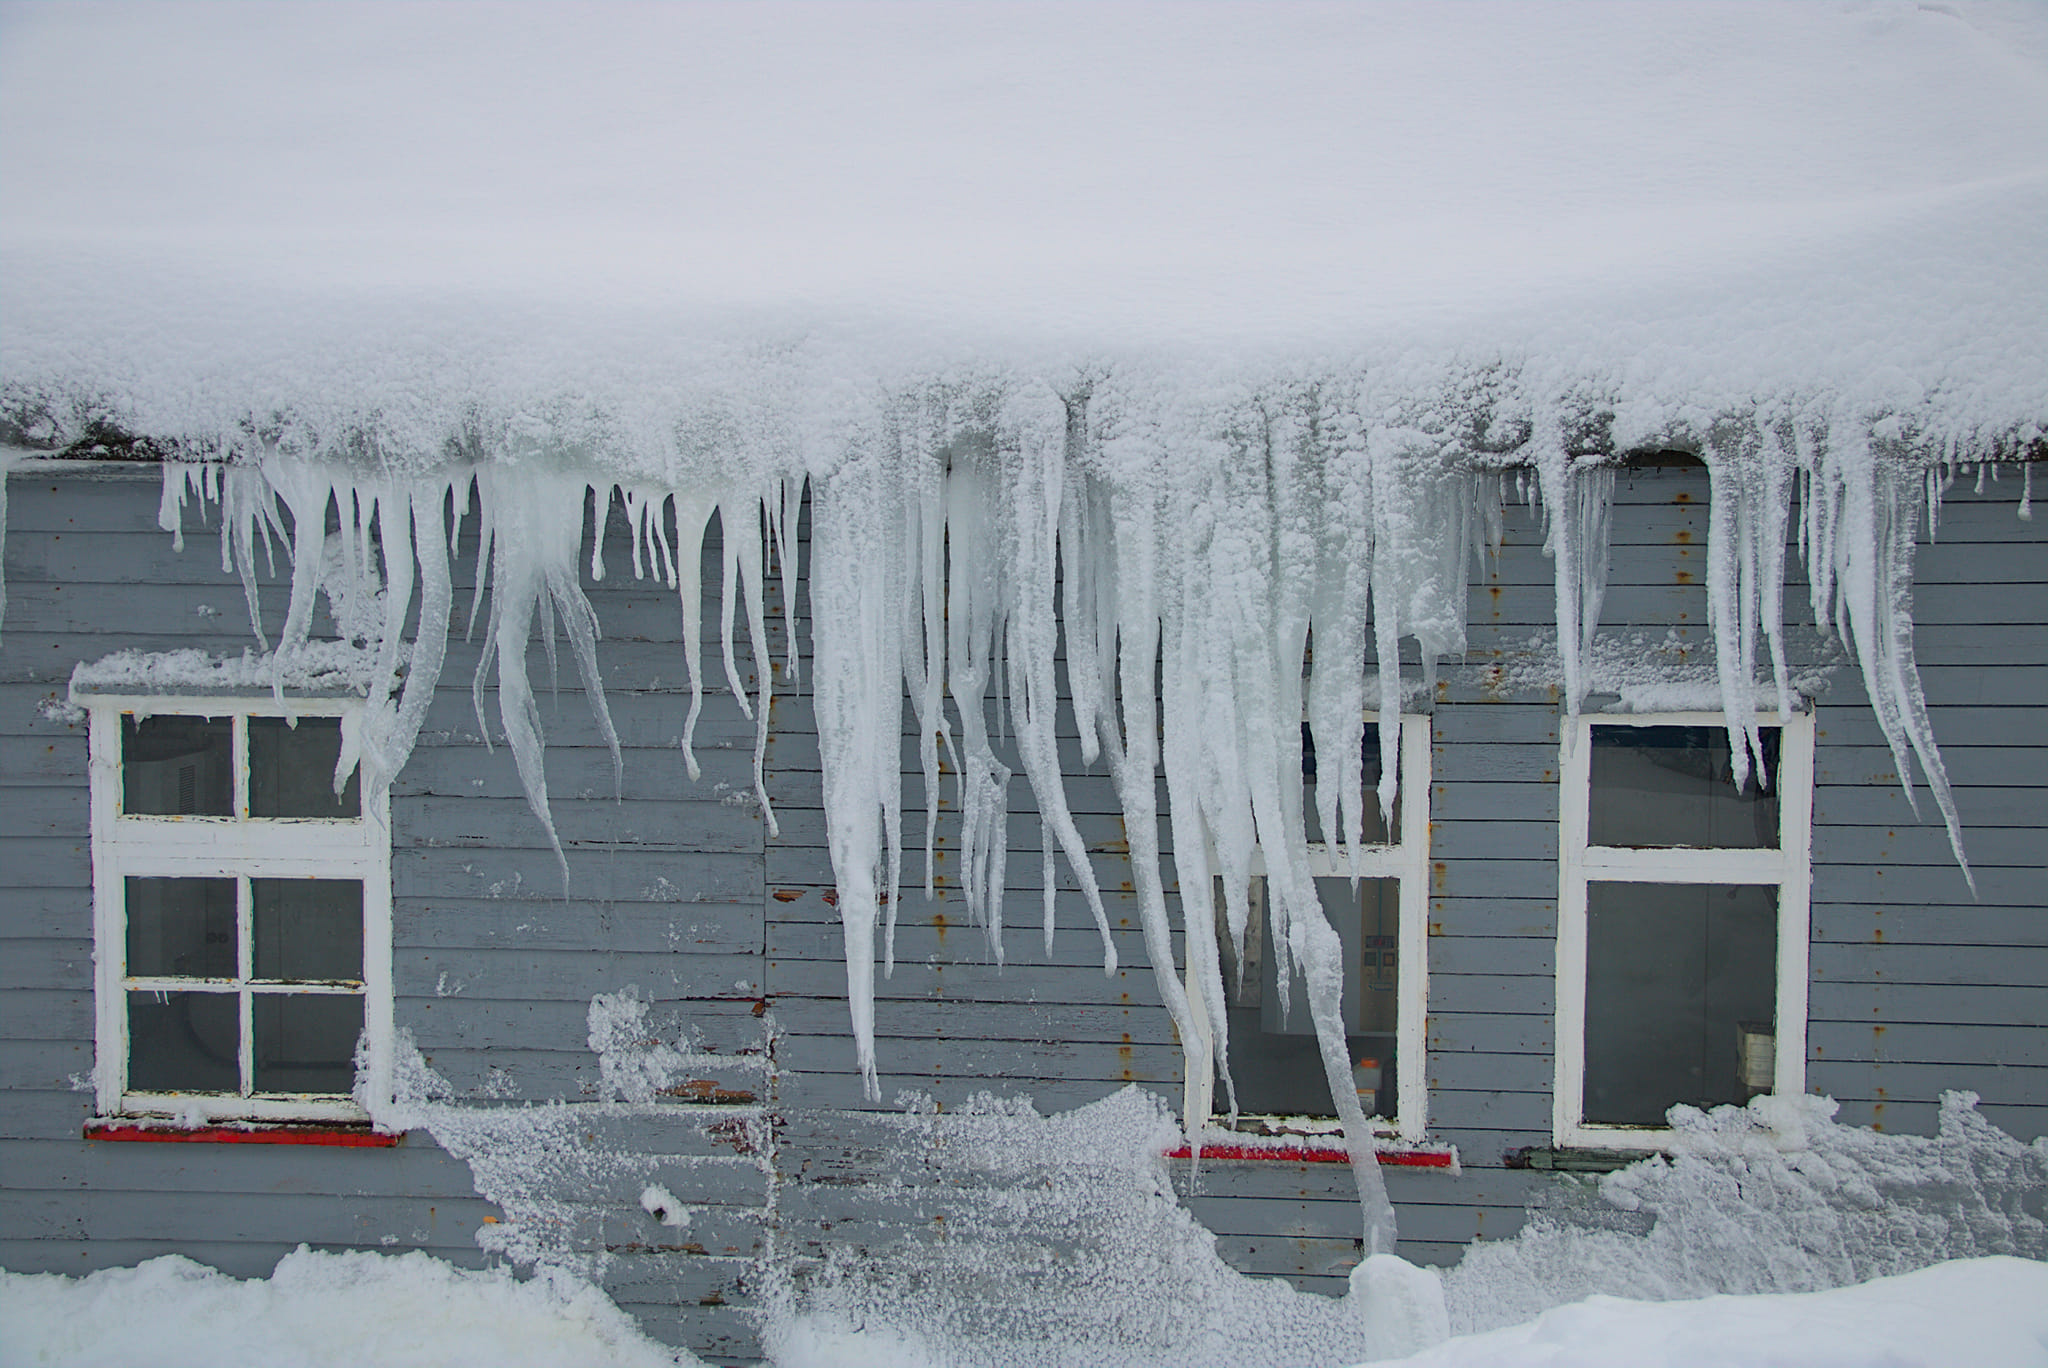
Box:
[1217, 875, 1401, 1119]
[125, 876, 236, 979]
[121, 715, 232, 816]
[1557, 713, 1813, 1147]
[253, 879, 364, 981]
[1194, 715, 1428, 1140]
[249, 716, 360, 818]
[88, 699, 390, 1121]
[1589, 725, 1778, 849]
[1583, 882, 1777, 1126]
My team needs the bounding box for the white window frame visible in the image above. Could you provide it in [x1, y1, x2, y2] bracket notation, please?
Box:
[1554, 709, 1814, 1149]
[82, 694, 393, 1123]
[1185, 713, 1432, 1143]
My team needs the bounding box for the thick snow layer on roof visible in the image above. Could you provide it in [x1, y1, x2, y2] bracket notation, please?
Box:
[3, 0, 2047, 448]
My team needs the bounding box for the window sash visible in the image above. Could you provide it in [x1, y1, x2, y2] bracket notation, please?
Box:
[85, 699, 393, 1122]
[1554, 710, 1814, 1148]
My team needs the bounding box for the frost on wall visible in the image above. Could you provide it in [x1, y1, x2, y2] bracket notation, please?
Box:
[1445, 1092, 2048, 1335]
[364, 989, 771, 1279]
[761, 1087, 2046, 1368]
[760, 1087, 1439, 1368]
[18, 366, 2028, 1249]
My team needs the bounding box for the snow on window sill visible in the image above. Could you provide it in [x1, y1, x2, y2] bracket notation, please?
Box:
[86, 1118, 402, 1147]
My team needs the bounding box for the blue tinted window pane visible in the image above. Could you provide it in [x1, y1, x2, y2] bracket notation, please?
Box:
[252, 994, 360, 1094]
[125, 877, 236, 978]
[128, 991, 239, 1093]
[1584, 882, 1777, 1126]
[253, 879, 363, 981]
[1219, 877, 1400, 1121]
[248, 716, 359, 818]
[122, 715, 231, 816]
[1589, 726, 1779, 849]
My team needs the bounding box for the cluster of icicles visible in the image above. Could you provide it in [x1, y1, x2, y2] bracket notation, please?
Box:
[101, 388, 2003, 1253]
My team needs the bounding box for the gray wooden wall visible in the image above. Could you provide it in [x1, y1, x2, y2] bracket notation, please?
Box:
[2, 458, 2042, 1361]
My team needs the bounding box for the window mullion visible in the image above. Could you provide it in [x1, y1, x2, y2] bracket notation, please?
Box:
[232, 714, 250, 819]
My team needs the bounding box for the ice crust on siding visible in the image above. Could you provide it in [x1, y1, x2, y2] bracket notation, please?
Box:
[763, 1087, 2047, 1367]
[118, 381, 2019, 1247]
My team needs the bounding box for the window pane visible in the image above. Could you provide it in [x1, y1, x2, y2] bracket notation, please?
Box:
[121, 715, 231, 816]
[1303, 722, 1400, 845]
[1584, 882, 1778, 1127]
[249, 716, 360, 818]
[125, 877, 236, 978]
[127, 990, 239, 1093]
[252, 993, 361, 1094]
[1218, 876, 1400, 1120]
[253, 879, 364, 981]
[1589, 725, 1779, 849]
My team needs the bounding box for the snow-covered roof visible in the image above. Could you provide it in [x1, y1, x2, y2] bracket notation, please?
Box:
[2, 1, 2046, 460]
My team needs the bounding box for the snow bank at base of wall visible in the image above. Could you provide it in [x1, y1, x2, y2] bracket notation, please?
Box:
[7, 1252, 2041, 1368]
[758, 1088, 2047, 1368]
[1386, 1257, 2048, 1368]
[0, 1246, 700, 1368]
[6, 1253, 2045, 1368]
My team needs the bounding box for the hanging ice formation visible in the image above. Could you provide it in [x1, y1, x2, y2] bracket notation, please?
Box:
[114, 376, 2008, 1251]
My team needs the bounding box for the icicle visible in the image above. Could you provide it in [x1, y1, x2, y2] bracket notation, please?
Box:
[1040, 831, 1057, 956]
[670, 494, 717, 782]
[716, 498, 757, 721]
[470, 469, 624, 888]
[1809, 422, 1974, 889]
[1702, 424, 1794, 789]
[263, 454, 338, 698]
[1529, 414, 1614, 716]
[1305, 403, 1373, 874]
[944, 443, 1015, 958]
[720, 489, 780, 837]
[2022, 461, 2035, 521]
[776, 477, 804, 681]
[809, 444, 907, 1101]
[337, 476, 462, 808]
[155, 460, 199, 553]
[905, 413, 950, 909]
[1006, 392, 1116, 973]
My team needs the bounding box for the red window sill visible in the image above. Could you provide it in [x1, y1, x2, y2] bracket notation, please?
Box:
[86, 1120, 401, 1147]
[1167, 1142, 1455, 1168]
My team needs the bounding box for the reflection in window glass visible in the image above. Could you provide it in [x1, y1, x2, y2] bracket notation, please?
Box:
[1302, 722, 1399, 845]
[253, 994, 361, 1094]
[127, 991, 239, 1093]
[1584, 882, 1777, 1127]
[1589, 726, 1779, 849]
[1217, 876, 1400, 1120]
[249, 716, 359, 818]
[125, 877, 237, 978]
[253, 879, 363, 981]
[1302, 720, 1400, 847]
[121, 715, 232, 816]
